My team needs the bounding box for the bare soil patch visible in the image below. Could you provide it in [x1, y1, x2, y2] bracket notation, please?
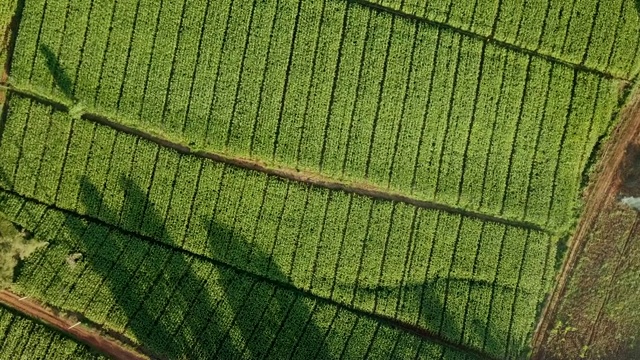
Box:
[532, 93, 640, 359]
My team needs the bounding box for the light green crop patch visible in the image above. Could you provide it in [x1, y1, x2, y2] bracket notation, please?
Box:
[0, 216, 46, 289]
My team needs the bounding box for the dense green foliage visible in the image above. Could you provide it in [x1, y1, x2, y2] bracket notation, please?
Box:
[0, 0, 18, 67]
[7, 0, 621, 230]
[0, 97, 556, 358]
[1, 0, 637, 358]
[367, 0, 640, 78]
[0, 305, 107, 360]
[0, 217, 46, 288]
[0, 190, 480, 360]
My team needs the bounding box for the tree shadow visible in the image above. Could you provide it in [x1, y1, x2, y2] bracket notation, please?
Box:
[38, 44, 74, 101]
[76, 177, 216, 357]
[8, 33, 513, 359]
[73, 175, 329, 359]
[0, 90, 11, 154]
[16, 43, 333, 359]
[363, 278, 504, 359]
[201, 214, 331, 359]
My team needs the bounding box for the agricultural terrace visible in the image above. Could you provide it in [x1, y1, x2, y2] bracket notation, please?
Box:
[0, 0, 638, 359]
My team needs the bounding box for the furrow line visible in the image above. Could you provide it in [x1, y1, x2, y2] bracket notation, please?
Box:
[585, 214, 640, 349]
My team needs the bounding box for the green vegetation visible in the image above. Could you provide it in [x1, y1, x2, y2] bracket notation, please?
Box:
[0, 0, 18, 68]
[0, 98, 555, 358]
[0, 188, 480, 360]
[0, 0, 638, 358]
[0, 217, 46, 288]
[0, 305, 107, 359]
[6, 0, 621, 231]
[367, 0, 640, 78]
[0, 0, 18, 110]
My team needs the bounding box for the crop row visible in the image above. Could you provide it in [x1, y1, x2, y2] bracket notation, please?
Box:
[0, 305, 107, 360]
[0, 97, 557, 358]
[0, 195, 480, 360]
[8, 0, 620, 230]
[368, 0, 640, 78]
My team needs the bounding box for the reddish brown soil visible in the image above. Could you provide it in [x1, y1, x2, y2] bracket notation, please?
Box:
[532, 94, 640, 358]
[0, 290, 147, 360]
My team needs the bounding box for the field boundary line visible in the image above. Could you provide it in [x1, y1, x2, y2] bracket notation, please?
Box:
[351, 0, 631, 82]
[1, 189, 494, 360]
[0, 290, 149, 360]
[531, 90, 640, 358]
[1, 85, 554, 235]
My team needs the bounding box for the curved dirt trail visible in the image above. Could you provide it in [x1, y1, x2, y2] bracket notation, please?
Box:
[531, 94, 640, 358]
[0, 290, 147, 360]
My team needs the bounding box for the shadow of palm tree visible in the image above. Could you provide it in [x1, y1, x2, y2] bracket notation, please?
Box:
[200, 216, 332, 359]
[25, 47, 508, 359]
[14, 45, 328, 359]
[0, 90, 12, 157]
[76, 177, 220, 358]
[38, 44, 75, 101]
[73, 175, 329, 359]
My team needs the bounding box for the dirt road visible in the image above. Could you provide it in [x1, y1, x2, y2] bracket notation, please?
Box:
[531, 92, 640, 358]
[0, 290, 147, 360]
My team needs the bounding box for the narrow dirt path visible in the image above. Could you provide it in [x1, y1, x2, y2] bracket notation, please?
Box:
[531, 93, 640, 358]
[0, 290, 148, 360]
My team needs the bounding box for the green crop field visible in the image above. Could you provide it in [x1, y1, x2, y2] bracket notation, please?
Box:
[0, 305, 108, 359]
[0, 0, 638, 359]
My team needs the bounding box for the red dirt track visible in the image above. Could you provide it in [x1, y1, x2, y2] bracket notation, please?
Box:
[0, 290, 147, 360]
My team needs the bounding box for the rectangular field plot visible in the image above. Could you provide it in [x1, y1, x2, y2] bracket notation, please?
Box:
[0, 193, 483, 360]
[0, 97, 557, 358]
[364, 0, 640, 78]
[0, 305, 108, 360]
[7, 0, 621, 231]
